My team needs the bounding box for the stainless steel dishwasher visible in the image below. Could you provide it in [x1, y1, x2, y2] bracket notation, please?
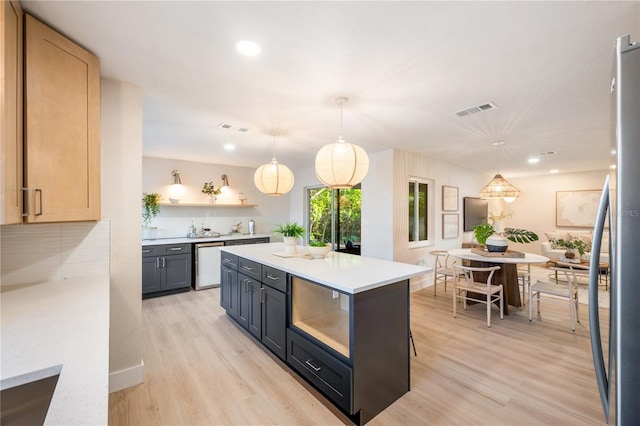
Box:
[194, 242, 224, 290]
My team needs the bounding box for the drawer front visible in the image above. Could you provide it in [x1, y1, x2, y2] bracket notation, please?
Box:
[262, 266, 286, 292]
[141, 246, 159, 257]
[161, 244, 191, 255]
[225, 237, 270, 246]
[238, 257, 261, 281]
[287, 330, 352, 413]
[221, 252, 238, 270]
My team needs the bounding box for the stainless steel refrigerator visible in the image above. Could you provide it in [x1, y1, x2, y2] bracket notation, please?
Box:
[590, 34, 640, 425]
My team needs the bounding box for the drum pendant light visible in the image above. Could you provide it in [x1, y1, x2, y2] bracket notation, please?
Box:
[315, 97, 369, 189]
[254, 132, 294, 196]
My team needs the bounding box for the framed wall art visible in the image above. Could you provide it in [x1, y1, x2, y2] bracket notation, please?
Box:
[442, 213, 459, 239]
[442, 185, 459, 212]
[556, 190, 601, 228]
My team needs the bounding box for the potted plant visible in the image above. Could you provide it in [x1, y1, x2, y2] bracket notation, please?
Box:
[549, 238, 588, 260]
[202, 181, 222, 203]
[307, 239, 331, 259]
[274, 222, 305, 254]
[142, 192, 162, 239]
[474, 223, 539, 252]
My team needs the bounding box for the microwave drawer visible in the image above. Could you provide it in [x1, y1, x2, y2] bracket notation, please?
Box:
[238, 257, 261, 281]
[262, 266, 286, 292]
[221, 252, 238, 270]
[287, 330, 352, 414]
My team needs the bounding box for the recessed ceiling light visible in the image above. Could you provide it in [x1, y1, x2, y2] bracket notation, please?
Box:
[550, 169, 559, 174]
[528, 157, 540, 164]
[236, 40, 261, 56]
[224, 144, 235, 151]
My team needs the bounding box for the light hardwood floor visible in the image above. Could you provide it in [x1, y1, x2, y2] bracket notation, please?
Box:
[109, 284, 608, 425]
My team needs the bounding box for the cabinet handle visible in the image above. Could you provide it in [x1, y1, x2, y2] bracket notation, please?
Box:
[242, 265, 254, 271]
[35, 189, 43, 216]
[162, 257, 166, 268]
[170, 247, 182, 251]
[260, 287, 265, 303]
[266, 274, 279, 281]
[156, 258, 160, 268]
[223, 258, 234, 264]
[22, 188, 30, 217]
[305, 359, 322, 372]
[244, 278, 250, 293]
[142, 249, 151, 253]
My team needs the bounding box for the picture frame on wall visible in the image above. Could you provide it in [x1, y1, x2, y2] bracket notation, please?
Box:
[442, 185, 459, 212]
[556, 190, 602, 228]
[442, 213, 459, 239]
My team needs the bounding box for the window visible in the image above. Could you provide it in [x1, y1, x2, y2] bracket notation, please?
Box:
[409, 177, 433, 245]
[307, 185, 362, 255]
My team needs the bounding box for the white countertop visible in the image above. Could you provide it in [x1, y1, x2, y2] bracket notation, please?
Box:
[1, 274, 110, 425]
[142, 233, 271, 246]
[448, 248, 549, 264]
[221, 243, 430, 294]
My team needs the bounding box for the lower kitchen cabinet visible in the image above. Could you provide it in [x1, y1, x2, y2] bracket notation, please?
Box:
[221, 257, 287, 361]
[142, 244, 192, 299]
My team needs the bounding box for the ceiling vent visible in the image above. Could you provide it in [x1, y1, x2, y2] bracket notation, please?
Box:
[237, 127, 249, 132]
[218, 123, 232, 129]
[455, 101, 497, 117]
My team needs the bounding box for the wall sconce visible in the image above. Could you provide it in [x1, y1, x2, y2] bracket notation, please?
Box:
[221, 174, 230, 188]
[168, 170, 185, 203]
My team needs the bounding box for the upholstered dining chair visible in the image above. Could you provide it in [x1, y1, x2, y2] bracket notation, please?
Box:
[429, 250, 460, 296]
[452, 265, 503, 327]
[528, 262, 590, 331]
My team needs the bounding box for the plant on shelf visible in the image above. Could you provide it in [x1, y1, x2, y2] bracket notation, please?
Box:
[549, 238, 589, 258]
[202, 181, 222, 202]
[142, 192, 162, 227]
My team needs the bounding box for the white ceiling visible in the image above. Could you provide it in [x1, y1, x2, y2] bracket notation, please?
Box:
[21, 1, 640, 178]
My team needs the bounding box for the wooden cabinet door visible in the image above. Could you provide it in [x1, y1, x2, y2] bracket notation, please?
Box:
[262, 285, 286, 360]
[162, 254, 191, 291]
[1, 0, 23, 224]
[247, 280, 262, 339]
[24, 14, 100, 222]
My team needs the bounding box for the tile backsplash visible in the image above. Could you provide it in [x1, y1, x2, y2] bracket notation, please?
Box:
[1, 221, 110, 286]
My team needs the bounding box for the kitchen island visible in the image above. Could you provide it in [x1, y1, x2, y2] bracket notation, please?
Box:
[220, 243, 429, 425]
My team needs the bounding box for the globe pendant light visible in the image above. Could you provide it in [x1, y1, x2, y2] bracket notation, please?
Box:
[315, 97, 369, 189]
[254, 132, 294, 196]
[478, 141, 521, 200]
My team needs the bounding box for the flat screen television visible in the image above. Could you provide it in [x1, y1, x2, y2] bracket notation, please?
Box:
[463, 197, 488, 232]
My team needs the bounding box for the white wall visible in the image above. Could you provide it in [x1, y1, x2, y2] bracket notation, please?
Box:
[101, 79, 144, 392]
[498, 169, 609, 255]
[142, 157, 290, 239]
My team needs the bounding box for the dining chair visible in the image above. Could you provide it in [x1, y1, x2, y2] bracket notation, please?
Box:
[452, 264, 503, 327]
[528, 262, 590, 331]
[429, 250, 460, 296]
[517, 264, 531, 305]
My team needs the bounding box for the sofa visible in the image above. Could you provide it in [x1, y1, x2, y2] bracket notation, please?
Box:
[540, 230, 610, 264]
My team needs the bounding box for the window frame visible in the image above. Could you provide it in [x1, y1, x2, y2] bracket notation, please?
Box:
[408, 176, 435, 248]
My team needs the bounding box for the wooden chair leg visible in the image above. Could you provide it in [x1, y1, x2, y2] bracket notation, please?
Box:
[486, 292, 491, 328]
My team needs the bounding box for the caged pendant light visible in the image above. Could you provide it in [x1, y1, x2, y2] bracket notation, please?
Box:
[315, 97, 369, 189]
[478, 141, 521, 201]
[254, 131, 295, 196]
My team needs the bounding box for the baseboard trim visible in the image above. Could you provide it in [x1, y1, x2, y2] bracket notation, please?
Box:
[109, 359, 144, 393]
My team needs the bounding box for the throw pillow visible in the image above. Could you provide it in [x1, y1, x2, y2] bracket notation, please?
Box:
[545, 231, 570, 241]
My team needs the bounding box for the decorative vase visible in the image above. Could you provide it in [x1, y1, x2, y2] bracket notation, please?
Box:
[283, 236, 298, 254]
[486, 234, 509, 252]
[142, 226, 158, 240]
[307, 244, 331, 259]
[564, 249, 578, 259]
[208, 195, 216, 204]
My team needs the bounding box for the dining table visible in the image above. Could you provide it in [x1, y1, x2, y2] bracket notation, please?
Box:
[448, 248, 549, 314]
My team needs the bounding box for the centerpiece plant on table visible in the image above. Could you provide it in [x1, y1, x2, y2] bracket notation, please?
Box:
[549, 238, 589, 259]
[307, 238, 332, 259]
[274, 222, 305, 254]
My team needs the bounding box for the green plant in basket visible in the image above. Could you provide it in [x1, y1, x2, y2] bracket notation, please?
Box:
[308, 239, 328, 247]
[274, 222, 305, 238]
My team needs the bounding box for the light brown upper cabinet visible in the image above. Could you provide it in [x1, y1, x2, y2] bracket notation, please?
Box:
[22, 14, 101, 223]
[1, 0, 24, 224]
